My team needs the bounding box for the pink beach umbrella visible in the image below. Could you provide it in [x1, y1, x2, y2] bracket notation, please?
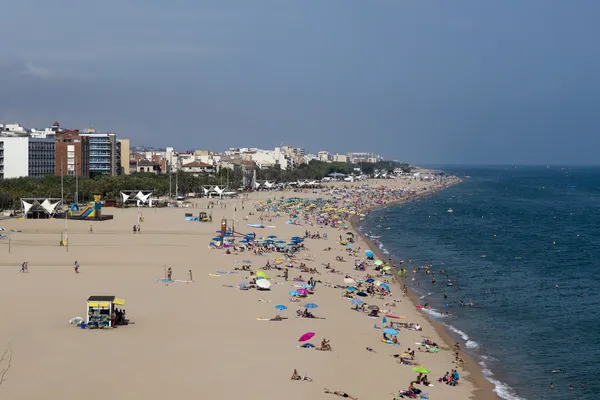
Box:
[299, 332, 315, 342]
[297, 288, 309, 296]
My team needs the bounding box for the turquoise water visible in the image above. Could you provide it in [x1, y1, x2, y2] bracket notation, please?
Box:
[363, 166, 600, 399]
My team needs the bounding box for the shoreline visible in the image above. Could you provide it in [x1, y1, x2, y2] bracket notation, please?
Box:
[349, 180, 498, 400]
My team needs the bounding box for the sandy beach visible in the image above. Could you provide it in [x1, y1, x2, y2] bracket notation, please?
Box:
[0, 177, 497, 399]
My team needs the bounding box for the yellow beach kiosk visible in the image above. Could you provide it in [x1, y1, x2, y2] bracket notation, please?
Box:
[86, 296, 126, 329]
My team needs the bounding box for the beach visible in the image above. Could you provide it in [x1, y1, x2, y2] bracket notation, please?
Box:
[0, 177, 497, 399]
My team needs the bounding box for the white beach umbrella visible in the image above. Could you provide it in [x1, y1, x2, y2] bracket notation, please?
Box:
[343, 278, 356, 284]
[256, 280, 272, 289]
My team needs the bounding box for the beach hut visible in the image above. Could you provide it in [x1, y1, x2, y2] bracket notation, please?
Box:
[86, 296, 127, 329]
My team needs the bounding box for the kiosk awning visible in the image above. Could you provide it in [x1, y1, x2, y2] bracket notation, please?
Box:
[113, 298, 126, 306]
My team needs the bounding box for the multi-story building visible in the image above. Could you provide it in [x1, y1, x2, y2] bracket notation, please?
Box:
[0, 136, 55, 179]
[80, 132, 119, 176]
[0, 136, 28, 178]
[333, 154, 348, 163]
[118, 139, 131, 174]
[55, 130, 90, 177]
[318, 151, 331, 162]
[29, 138, 55, 178]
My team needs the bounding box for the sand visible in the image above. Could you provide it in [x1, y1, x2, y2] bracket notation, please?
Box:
[0, 179, 496, 399]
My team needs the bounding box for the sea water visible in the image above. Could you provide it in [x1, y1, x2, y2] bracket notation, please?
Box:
[364, 166, 600, 399]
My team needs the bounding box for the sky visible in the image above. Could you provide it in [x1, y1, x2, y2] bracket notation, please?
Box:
[1, 0, 599, 165]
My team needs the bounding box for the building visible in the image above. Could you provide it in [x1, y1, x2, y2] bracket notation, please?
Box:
[0, 136, 29, 179]
[29, 138, 55, 178]
[181, 161, 214, 176]
[333, 154, 348, 163]
[80, 133, 119, 176]
[317, 151, 331, 162]
[0, 136, 55, 179]
[135, 159, 161, 174]
[55, 130, 90, 177]
[118, 139, 130, 175]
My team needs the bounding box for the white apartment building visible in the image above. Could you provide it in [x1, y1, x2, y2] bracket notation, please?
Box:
[318, 151, 331, 162]
[0, 136, 29, 179]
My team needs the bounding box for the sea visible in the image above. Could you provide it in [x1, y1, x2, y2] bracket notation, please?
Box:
[360, 166, 600, 399]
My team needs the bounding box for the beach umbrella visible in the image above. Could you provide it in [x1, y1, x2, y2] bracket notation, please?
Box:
[368, 305, 380, 311]
[297, 288, 309, 296]
[365, 251, 374, 258]
[212, 237, 223, 241]
[343, 278, 356, 284]
[356, 292, 368, 297]
[380, 283, 390, 291]
[289, 290, 299, 296]
[346, 244, 353, 249]
[383, 328, 398, 335]
[256, 280, 272, 289]
[275, 240, 286, 244]
[383, 266, 392, 271]
[275, 304, 288, 311]
[365, 278, 375, 283]
[256, 271, 268, 279]
[304, 303, 318, 309]
[240, 239, 248, 243]
[347, 287, 358, 291]
[299, 332, 315, 342]
[413, 366, 431, 374]
[268, 235, 277, 239]
[374, 260, 383, 266]
[351, 298, 363, 305]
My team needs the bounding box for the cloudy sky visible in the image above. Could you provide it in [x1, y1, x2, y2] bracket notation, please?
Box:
[1, 0, 599, 164]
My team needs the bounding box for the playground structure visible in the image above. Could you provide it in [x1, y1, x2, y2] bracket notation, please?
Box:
[69, 195, 113, 221]
[120, 190, 154, 207]
[21, 197, 62, 219]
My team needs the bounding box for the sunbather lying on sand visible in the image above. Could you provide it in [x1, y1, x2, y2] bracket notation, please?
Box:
[291, 369, 312, 381]
[324, 389, 358, 399]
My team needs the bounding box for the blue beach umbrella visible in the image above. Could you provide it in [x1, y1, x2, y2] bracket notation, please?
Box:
[240, 239, 248, 243]
[268, 235, 277, 239]
[289, 290, 299, 296]
[275, 240, 286, 244]
[275, 304, 288, 311]
[212, 237, 223, 241]
[365, 250, 374, 258]
[304, 303, 318, 309]
[383, 328, 399, 335]
[380, 283, 390, 291]
[365, 278, 375, 283]
[346, 244, 353, 249]
[351, 298, 364, 305]
[347, 286, 358, 291]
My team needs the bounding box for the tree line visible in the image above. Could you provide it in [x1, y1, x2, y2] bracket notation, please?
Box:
[0, 160, 410, 209]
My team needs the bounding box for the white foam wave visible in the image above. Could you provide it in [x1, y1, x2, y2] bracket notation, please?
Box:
[422, 308, 449, 318]
[465, 340, 480, 349]
[479, 362, 527, 400]
[446, 324, 470, 341]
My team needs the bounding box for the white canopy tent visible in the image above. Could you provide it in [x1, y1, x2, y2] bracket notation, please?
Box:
[20, 198, 62, 218]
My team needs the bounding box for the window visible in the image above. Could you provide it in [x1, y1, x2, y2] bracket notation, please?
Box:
[67, 145, 75, 151]
[68, 151, 75, 158]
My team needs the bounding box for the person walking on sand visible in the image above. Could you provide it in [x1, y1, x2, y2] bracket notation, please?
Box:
[89, 224, 93, 234]
[74, 261, 80, 274]
[188, 269, 193, 282]
[167, 267, 172, 281]
[20, 262, 26, 273]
